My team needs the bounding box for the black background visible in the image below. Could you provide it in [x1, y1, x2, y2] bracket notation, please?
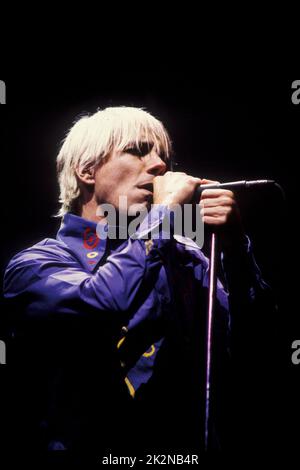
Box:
[0, 74, 299, 457]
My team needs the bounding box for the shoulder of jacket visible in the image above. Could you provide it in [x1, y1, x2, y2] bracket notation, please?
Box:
[9, 238, 70, 264]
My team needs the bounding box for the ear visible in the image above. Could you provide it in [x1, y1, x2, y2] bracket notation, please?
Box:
[75, 164, 95, 186]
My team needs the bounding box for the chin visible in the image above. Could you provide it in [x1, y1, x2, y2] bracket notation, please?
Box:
[127, 201, 150, 216]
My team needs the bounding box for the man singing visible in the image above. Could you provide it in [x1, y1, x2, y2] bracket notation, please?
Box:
[3, 106, 273, 460]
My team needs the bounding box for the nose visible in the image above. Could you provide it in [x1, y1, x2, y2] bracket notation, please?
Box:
[145, 151, 167, 176]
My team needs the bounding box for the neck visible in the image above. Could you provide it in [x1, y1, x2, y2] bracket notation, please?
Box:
[79, 197, 106, 223]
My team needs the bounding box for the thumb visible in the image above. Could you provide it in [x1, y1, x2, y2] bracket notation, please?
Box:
[200, 178, 220, 185]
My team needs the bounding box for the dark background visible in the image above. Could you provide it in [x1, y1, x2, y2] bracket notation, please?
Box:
[0, 75, 298, 454]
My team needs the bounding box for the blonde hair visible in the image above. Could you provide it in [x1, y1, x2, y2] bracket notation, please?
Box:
[56, 106, 172, 216]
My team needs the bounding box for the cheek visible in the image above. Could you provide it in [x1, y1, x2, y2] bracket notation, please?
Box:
[94, 161, 139, 202]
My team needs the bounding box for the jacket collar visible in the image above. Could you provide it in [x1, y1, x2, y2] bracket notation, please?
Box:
[56, 213, 108, 272]
[56, 213, 204, 273]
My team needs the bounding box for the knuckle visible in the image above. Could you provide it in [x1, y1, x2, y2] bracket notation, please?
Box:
[201, 189, 210, 197]
[222, 196, 232, 205]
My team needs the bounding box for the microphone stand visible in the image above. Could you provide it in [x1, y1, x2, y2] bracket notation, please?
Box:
[204, 230, 218, 451]
[193, 184, 219, 450]
[194, 179, 282, 450]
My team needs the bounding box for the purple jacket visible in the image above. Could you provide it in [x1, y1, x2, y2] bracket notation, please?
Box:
[3, 205, 270, 451]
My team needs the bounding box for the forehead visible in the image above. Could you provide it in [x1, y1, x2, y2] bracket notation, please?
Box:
[102, 112, 171, 161]
[116, 127, 160, 145]
[116, 131, 169, 157]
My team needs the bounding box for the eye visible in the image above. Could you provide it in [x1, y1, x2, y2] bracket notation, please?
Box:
[124, 142, 154, 157]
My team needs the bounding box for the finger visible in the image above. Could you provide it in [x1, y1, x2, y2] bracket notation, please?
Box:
[199, 196, 235, 208]
[200, 178, 220, 185]
[201, 215, 227, 226]
[183, 176, 202, 187]
[191, 177, 203, 185]
[200, 206, 231, 218]
[201, 189, 235, 199]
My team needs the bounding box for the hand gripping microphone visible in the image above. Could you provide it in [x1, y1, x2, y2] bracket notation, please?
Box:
[194, 179, 277, 201]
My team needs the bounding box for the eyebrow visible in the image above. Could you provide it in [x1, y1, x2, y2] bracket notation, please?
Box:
[123, 141, 155, 157]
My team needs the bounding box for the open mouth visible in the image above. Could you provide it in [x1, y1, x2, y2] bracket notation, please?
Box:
[137, 182, 153, 193]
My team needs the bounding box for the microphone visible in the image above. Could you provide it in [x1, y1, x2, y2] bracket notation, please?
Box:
[194, 179, 276, 201]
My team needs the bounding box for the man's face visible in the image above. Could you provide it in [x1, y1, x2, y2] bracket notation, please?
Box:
[94, 141, 167, 214]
